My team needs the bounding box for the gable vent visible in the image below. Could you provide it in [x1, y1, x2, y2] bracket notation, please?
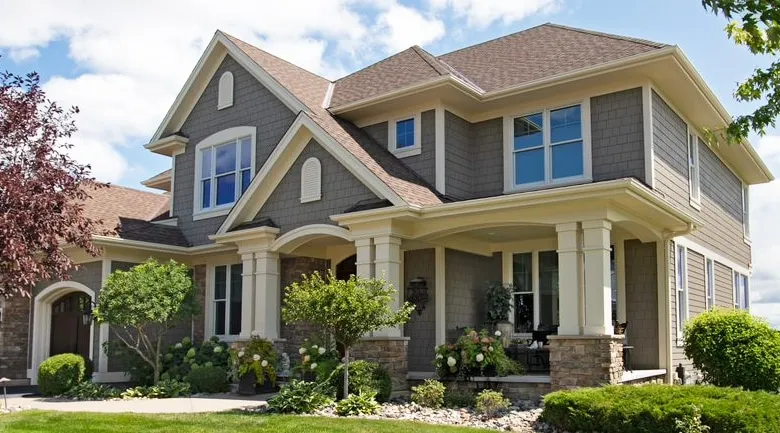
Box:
[300, 157, 322, 203]
[218, 71, 234, 109]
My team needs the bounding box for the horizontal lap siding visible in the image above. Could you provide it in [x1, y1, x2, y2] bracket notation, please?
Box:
[715, 261, 734, 308]
[669, 242, 692, 371]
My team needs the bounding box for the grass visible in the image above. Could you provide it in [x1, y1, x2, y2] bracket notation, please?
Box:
[0, 410, 487, 433]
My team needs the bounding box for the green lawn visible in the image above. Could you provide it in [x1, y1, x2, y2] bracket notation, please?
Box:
[0, 411, 487, 433]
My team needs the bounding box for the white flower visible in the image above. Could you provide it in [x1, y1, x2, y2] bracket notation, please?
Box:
[310, 363, 318, 370]
[488, 346, 494, 352]
[175, 343, 183, 349]
[261, 360, 268, 367]
[318, 347, 326, 355]
[436, 354, 443, 359]
[238, 351, 245, 358]
[303, 355, 310, 363]
[312, 345, 318, 349]
[250, 330, 260, 337]
[447, 357, 456, 367]
[476, 353, 484, 362]
[213, 346, 223, 353]
[253, 354, 261, 361]
[494, 330, 502, 337]
[299, 347, 307, 355]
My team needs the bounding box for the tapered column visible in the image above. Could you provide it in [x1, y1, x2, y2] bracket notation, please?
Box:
[254, 250, 280, 339]
[556, 222, 582, 336]
[355, 238, 375, 278]
[240, 253, 256, 339]
[373, 235, 403, 337]
[582, 219, 613, 336]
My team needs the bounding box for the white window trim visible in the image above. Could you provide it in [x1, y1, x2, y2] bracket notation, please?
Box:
[192, 126, 256, 221]
[742, 183, 750, 242]
[388, 113, 422, 158]
[503, 98, 592, 193]
[704, 257, 715, 310]
[675, 243, 689, 345]
[300, 157, 322, 203]
[733, 271, 750, 310]
[217, 71, 234, 110]
[206, 263, 243, 342]
[687, 127, 701, 209]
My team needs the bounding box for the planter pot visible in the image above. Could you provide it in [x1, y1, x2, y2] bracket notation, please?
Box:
[238, 371, 257, 395]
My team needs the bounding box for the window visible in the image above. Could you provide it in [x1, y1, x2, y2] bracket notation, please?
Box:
[675, 244, 688, 341]
[300, 157, 322, 203]
[742, 185, 750, 239]
[537, 251, 559, 330]
[688, 132, 701, 205]
[198, 136, 252, 212]
[388, 114, 421, 157]
[734, 271, 749, 310]
[705, 258, 714, 310]
[218, 72, 234, 109]
[213, 264, 242, 337]
[507, 103, 590, 190]
[512, 253, 533, 333]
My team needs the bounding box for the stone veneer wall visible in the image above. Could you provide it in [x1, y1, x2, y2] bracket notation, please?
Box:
[439, 380, 550, 402]
[352, 337, 409, 392]
[548, 336, 624, 390]
[0, 296, 30, 380]
[279, 256, 330, 357]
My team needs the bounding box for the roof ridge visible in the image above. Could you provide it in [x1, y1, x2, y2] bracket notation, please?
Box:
[544, 23, 667, 49]
[410, 45, 449, 76]
[101, 183, 169, 198]
[334, 47, 422, 84]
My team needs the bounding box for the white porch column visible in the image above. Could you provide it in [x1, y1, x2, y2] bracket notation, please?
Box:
[373, 235, 403, 337]
[556, 222, 582, 336]
[355, 238, 375, 278]
[582, 219, 613, 336]
[435, 246, 446, 346]
[254, 250, 281, 339]
[240, 253, 256, 339]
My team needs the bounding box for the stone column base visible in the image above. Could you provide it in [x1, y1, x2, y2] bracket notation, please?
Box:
[548, 335, 624, 390]
[351, 336, 410, 391]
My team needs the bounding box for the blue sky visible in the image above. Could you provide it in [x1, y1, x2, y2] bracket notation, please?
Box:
[2, 0, 779, 326]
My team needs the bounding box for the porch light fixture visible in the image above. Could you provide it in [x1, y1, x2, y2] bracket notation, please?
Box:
[81, 301, 96, 326]
[406, 277, 429, 315]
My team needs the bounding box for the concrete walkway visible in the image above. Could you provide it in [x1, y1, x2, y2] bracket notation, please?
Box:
[3, 392, 272, 413]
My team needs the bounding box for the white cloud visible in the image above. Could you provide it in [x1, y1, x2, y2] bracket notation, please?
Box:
[8, 47, 39, 63]
[372, 4, 446, 52]
[427, 0, 559, 28]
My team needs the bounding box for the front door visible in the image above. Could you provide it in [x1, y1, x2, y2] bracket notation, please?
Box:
[50, 293, 91, 362]
[335, 255, 357, 281]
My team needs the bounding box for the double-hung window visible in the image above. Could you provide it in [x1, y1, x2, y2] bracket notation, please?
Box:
[705, 258, 715, 310]
[512, 253, 534, 333]
[734, 271, 749, 310]
[508, 103, 589, 191]
[688, 132, 701, 206]
[675, 244, 688, 342]
[199, 136, 252, 211]
[213, 264, 242, 337]
[742, 185, 750, 239]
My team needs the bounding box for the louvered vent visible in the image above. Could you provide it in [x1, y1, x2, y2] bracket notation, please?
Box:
[300, 157, 322, 203]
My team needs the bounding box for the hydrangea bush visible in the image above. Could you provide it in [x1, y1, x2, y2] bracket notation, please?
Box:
[160, 336, 229, 381]
[297, 338, 340, 381]
[434, 328, 521, 379]
[229, 335, 278, 386]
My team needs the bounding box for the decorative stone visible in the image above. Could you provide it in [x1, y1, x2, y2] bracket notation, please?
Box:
[548, 335, 624, 390]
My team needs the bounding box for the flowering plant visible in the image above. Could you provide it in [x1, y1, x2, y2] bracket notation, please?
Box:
[434, 328, 521, 379]
[296, 337, 340, 381]
[229, 335, 278, 385]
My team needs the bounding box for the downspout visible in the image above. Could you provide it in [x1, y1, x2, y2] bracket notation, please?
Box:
[662, 222, 696, 384]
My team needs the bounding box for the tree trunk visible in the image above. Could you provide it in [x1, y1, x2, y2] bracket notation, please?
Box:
[343, 346, 350, 398]
[153, 335, 162, 385]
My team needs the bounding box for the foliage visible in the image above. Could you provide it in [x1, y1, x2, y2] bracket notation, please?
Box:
[444, 390, 476, 408]
[334, 391, 381, 416]
[701, 0, 780, 142]
[103, 340, 154, 385]
[411, 379, 446, 409]
[184, 365, 229, 394]
[268, 379, 335, 414]
[282, 270, 413, 398]
[62, 381, 121, 400]
[0, 60, 105, 298]
[675, 405, 711, 433]
[332, 360, 392, 403]
[93, 259, 199, 384]
[683, 309, 780, 391]
[38, 354, 86, 397]
[295, 337, 340, 381]
[120, 380, 191, 399]
[484, 282, 513, 326]
[434, 328, 522, 379]
[474, 389, 509, 418]
[161, 336, 229, 382]
[541, 384, 780, 433]
[229, 335, 278, 386]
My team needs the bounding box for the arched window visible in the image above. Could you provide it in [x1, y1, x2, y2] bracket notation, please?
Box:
[300, 157, 322, 203]
[218, 71, 234, 109]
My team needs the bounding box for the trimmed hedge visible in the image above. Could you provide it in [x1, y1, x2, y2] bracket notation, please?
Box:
[542, 384, 780, 433]
[38, 354, 86, 396]
[185, 365, 229, 394]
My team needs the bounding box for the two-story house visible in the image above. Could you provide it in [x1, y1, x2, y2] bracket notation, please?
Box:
[1, 23, 772, 393]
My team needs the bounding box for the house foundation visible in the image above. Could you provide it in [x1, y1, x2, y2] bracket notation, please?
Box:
[548, 335, 624, 390]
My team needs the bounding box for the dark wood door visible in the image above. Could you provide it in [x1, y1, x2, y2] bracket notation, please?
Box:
[335, 255, 357, 281]
[50, 293, 91, 362]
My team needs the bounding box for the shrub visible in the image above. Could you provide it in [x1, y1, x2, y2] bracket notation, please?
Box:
[268, 379, 335, 414]
[675, 405, 711, 433]
[434, 328, 523, 379]
[333, 360, 392, 402]
[103, 340, 154, 385]
[162, 336, 230, 382]
[411, 379, 445, 409]
[683, 309, 780, 392]
[295, 338, 340, 381]
[484, 282, 513, 326]
[62, 382, 121, 400]
[475, 389, 509, 418]
[38, 354, 86, 396]
[334, 391, 380, 416]
[229, 335, 278, 386]
[541, 384, 780, 433]
[185, 365, 229, 394]
[120, 380, 191, 399]
[444, 390, 475, 408]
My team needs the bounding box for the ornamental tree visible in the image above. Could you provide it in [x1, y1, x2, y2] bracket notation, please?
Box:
[0, 58, 106, 298]
[93, 259, 199, 384]
[282, 271, 413, 397]
[702, 0, 780, 142]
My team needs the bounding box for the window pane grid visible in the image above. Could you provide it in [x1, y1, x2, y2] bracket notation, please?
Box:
[199, 136, 251, 211]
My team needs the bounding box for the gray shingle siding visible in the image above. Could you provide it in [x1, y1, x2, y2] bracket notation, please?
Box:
[444, 250, 501, 339]
[174, 55, 297, 246]
[652, 91, 749, 266]
[404, 249, 436, 372]
[624, 240, 659, 369]
[471, 118, 505, 198]
[253, 139, 379, 234]
[591, 88, 645, 183]
[444, 111, 472, 198]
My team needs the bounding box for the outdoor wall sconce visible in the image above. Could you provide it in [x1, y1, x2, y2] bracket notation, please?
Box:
[81, 300, 96, 326]
[406, 277, 429, 315]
